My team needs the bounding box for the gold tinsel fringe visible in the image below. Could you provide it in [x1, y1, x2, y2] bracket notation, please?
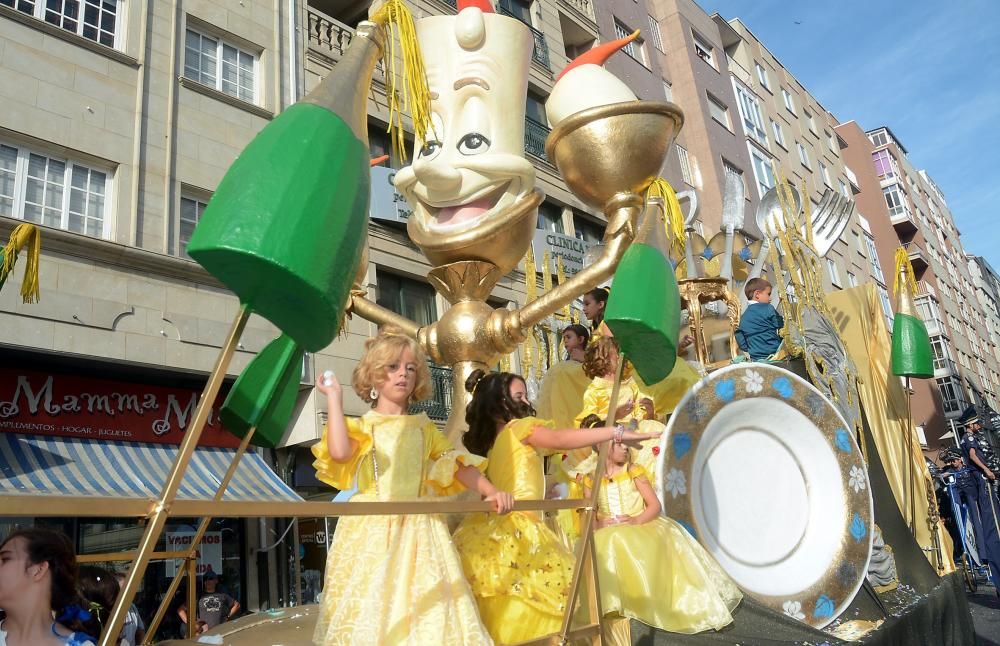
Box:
[893, 246, 917, 299]
[369, 0, 434, 163]
[646, 177, 686, 258]
[1, 223, 41, 304]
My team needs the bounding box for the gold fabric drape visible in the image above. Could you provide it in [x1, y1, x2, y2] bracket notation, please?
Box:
[827, 285, 955, 574]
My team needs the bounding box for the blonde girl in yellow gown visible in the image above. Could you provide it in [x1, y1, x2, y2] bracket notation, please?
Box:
[452, 369, 661, 644]
[583, 441, 742, 640]
[311, 329, 514, 646]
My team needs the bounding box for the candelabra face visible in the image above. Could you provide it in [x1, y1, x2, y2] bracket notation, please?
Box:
[395, 10, 541, 275]
[545, 101, 684, 211]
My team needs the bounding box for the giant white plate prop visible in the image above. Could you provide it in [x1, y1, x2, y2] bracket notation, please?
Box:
[656, 363, 873, 629]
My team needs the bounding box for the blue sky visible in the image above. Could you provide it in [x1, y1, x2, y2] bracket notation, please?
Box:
[701, 0, 1000, 269]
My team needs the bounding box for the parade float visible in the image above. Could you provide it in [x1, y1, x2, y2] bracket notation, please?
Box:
[0, 0, 977, 643]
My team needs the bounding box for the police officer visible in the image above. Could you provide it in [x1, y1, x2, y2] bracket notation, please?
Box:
[958, 405, 1000, 592]
[940, 447, 984, 562]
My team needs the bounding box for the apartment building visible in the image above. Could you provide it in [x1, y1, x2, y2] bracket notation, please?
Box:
[967, 255, 1000, 392]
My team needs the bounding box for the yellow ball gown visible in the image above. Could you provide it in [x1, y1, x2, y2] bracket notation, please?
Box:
[536, 359, 591, 429]
[452, 417, 574, 644]
[311, 410, 493, 646]
[586, 465, 742, 635]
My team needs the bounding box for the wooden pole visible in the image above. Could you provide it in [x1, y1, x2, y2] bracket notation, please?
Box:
[100, 306, 251, 646]
[185, 556, 198, 639]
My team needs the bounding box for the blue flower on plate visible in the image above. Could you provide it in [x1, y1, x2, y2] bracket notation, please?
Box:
[813, 594, 835, 619]
[715, 379, 736, 402]
[834, 429, 853, 454]
[739, 246, 752, 261]
[772, 376, 794, 398]
[677, 519, 698, 539]
[806, 393, 827, 417]
[686, 398, 708, 423]
[673, 432, 692, 459]
[850, 513, 867, 542]
[702, 247, 716, 260]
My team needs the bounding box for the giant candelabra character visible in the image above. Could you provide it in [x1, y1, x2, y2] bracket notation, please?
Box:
[349, 0, 684, 438]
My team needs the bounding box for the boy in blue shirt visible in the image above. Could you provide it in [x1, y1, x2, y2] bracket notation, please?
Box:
[736, 278, 784, 361]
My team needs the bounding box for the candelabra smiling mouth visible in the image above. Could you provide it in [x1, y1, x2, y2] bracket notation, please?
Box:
[545, 101, 684, 211]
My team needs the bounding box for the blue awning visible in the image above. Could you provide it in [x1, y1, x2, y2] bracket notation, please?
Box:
[0, 434, 301, 502]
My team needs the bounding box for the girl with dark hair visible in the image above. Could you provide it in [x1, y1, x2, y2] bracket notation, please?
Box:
[536, 324, 591, 429]
[453, 369, 659, 644]
[77, 567, 120, 642]
[582, 287, 609, 332]
[0, 528, 98, 645]
[310, 327, 512, 646]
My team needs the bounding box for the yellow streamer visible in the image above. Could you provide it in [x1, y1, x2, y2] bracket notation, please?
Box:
[369, 0, 434, 163]
[893, 246, 918, 299]
[646, 177, 686, 258]
[1, 223, 41, 304]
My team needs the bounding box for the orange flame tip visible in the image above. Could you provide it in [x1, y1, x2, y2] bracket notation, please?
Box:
[556, 29, 640, 81]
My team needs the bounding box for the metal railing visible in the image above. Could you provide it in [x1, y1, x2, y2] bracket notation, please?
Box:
[559, 0, 596, 21]
[496, 1, 551, 69]
[409, 362, 453, 421]
[524, 116, 551, 161]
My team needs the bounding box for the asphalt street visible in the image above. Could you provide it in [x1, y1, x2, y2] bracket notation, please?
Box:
[968, 582, 1000, 645]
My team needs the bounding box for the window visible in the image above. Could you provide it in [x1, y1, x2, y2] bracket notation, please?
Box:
[827, 258, 842, 287]
[863, 234, 885, 282]
[770, 119, 786, 148]
[179, 194, 209, 258]
[733, 82, 768, 146]
[662, 80, 673, 102]
[692, 32, 715, 68]
[883, 184, 905, 216]
[648, 15, 664, 52]
[676, 145, 694, 186]
[376, 270, 438, 327]
[846, 271, 858, 287]
[537, 202, 565, 233]
[937, 375, 966, 414]
[804, 110, 817, 135]
[755, 63, 770, 91]
[707, 94, 731, 129]
[184, 28, 258, 104]
[573, 214, 604, 244]
[782, 88, 796, 114]
[869, 129, 888, 147]
[872, 149, 896, 179]
[839, 179, 849, 198]
[723, 160, 745, 194]
[819, 161, 831, 187]
[930, 335, 952, 371]
[748, 145, 776, 198]
[0, 141, 110, 239]
[614, 20, 645, 64]
[827, 131, 838, 155]
[877, 284, 893, 329]
[3, 0, 122, 48]
[797, 142, 810, 169]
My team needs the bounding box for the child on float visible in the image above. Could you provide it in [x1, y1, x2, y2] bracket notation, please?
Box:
[0, 527, 100, 646]
[311, 327, 513, 646]
[452, 369, 660, 644]
[572, 335, 662, 478]
[578, 415, 742, 640]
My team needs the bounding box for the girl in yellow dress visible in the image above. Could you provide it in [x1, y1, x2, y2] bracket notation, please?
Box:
[311, 329, 513, 646]
[452, 369, 660, 644]
[536, 324, 591, 429]
[583, 439, 742, 639]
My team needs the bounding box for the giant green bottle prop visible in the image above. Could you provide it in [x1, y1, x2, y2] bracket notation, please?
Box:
[604, 197, 681, 384]
[891, 248, 933, 378]
[187, 23, 385, 352]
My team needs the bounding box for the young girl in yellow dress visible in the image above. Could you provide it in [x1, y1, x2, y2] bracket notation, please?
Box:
[311, 328, 513, 646]
[583, 433, 742, 640]
[452, 369, 660, 644]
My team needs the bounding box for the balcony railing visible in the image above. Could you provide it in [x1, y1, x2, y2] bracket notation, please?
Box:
[409, 363, 453, 422]
[306, 7, 385, 80]
[558, 0, 596, 22]
[904, 241, 928, 274]
[890, 206, 917, 235]
[524, 116, 551, 161]
[496, 1, 551, 70]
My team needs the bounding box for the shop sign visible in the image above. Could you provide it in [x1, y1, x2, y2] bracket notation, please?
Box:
[369, 166, 413, 224]
[531, 230, 592, 276]
[165, 531, 223, 577]
[0, 368, 240, 448]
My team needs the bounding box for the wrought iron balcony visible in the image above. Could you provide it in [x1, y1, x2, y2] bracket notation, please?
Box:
[524, 116, 550, 162]
[409, 363, 453, 422]
[496, 1, 551, 70]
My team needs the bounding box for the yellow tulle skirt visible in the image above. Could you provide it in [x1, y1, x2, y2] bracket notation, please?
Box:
[595, 516, 742, 634]
[314, 503, 493, 646]
[453, 511, 574, 643]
